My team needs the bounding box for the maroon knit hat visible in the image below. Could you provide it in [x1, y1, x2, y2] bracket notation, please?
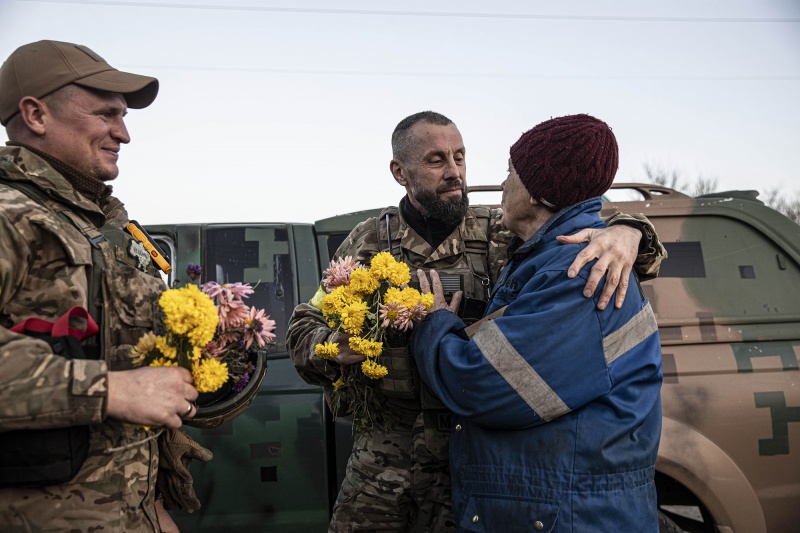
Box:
[509, 114, 618, 211]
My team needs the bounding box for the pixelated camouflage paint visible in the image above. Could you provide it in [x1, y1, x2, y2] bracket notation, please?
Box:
[604, 184, 800, 533]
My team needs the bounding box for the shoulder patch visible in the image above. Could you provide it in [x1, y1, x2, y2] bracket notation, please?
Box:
[127, 239, 152, 271]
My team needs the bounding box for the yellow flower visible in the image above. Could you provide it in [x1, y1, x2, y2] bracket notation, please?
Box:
[155, 335, 177, 360]
[349, 268, 378, 295]
[192, 358, 229, 393]
[387, 263, 411, 287]
[384, 287, 403, 304]
[130, 331, 157, 366]
[420, 292, 434, 310]
[384, 286, 427, 310]
[349, 336, 383, 358]
[315, 341, 339, 359]
[333, 376, 345, 390]
[322, 285, 361, 318]
[191, 345, 203, 361]
[361, 359, 388, 379]
[159, 284, 219, 347]
[340, 300, 369, 335]
[149, 357, 178, 367]
[369, 252, 410, 286]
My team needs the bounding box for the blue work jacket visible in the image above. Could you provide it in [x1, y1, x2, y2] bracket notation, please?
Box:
[411, 198, 663, 532]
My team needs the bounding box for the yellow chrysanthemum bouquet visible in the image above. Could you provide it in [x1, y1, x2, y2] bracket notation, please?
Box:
[131, 283, 229, 393]
[312, 252, 433, 432]
[131, 266, 276, 403]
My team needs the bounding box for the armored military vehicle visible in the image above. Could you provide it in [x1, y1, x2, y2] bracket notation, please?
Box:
[147, 183, 800, 533]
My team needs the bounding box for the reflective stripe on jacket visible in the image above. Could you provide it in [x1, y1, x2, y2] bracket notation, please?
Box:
[411, 198, 663, 532]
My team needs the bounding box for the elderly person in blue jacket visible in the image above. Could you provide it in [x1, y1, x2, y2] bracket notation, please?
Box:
[411, 114, 663, 532]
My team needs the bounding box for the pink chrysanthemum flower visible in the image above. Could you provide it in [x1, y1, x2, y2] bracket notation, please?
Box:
[202, 339, 227, 360]
[218, 302, 249, 331]
[322, 256, 362, 292]
[242, 306, 277, 349]
[379, 301, 414, 331]
[408, 302, 429, 325]
[214, 331, 240, 346]
[201, 281, 255, 330]
[202, 281, 254, 301]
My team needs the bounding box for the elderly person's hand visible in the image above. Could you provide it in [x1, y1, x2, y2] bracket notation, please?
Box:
[417, 269, 463, 314]
[556, 223, 642, 310]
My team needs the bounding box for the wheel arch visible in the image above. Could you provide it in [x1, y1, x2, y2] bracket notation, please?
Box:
[656, 416, 766, 533]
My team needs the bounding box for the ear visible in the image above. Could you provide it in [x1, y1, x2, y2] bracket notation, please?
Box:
[390, 159, 408, 187]
[17, 97, 48, 136]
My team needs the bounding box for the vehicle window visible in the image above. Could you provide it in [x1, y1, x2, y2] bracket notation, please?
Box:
[204, 226, 295, 348]
[152, 236, 176, 287]
[326, 233, 348, 260]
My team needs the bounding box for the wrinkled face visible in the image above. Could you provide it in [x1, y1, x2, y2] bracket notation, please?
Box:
[396, 122, 469, 225]
[499, 159, 533, 235]
[42, 86, 130, 181]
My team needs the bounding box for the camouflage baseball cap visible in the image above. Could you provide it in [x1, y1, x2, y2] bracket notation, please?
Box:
[0, 40, 159, 125]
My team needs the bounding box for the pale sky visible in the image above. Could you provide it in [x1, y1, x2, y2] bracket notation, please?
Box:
[1, 0, 798, 224]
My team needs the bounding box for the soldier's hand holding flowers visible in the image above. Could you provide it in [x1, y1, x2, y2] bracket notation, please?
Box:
[129, 269, 275, 424]
[311, 252, 434, 432]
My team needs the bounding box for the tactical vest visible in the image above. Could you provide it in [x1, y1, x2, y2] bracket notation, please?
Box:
[373, 206, 493, 413]
[0, 175, 164, 485]
[0, 177, 163, 357]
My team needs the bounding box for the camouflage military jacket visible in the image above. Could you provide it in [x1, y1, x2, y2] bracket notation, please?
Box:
[287, 199, 665, 417]
[0, 146, 164, 532]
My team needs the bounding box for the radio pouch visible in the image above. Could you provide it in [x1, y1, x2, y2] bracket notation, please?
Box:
[0, 307, 99, 487]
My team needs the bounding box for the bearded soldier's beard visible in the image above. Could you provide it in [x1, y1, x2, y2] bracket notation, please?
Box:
[409, 177, 469, 226]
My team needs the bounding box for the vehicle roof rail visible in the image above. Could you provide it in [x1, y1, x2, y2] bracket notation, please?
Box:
[697, 189, 763, 203]
[608, 183, 691, 200]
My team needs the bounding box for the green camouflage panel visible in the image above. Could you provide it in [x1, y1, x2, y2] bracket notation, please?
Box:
[0, 147, 163, 532]
[287, 199, 665, 532]
[600, 194, 799, 533]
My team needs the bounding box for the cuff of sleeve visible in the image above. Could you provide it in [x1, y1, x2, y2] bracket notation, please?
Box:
[70, 359, 108, 396]
[70, 359, 108, 423]
[609, 218, 652, 255]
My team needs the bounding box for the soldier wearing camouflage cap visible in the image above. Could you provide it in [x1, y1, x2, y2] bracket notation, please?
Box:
[287, 111, 666, 532]
[0, 40, 209, 531]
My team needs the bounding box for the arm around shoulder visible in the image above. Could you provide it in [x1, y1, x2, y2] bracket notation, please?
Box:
[604, 212, 667, 281]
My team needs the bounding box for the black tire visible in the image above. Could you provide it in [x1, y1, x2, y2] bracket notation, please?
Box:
[658, 510, 685, 533]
